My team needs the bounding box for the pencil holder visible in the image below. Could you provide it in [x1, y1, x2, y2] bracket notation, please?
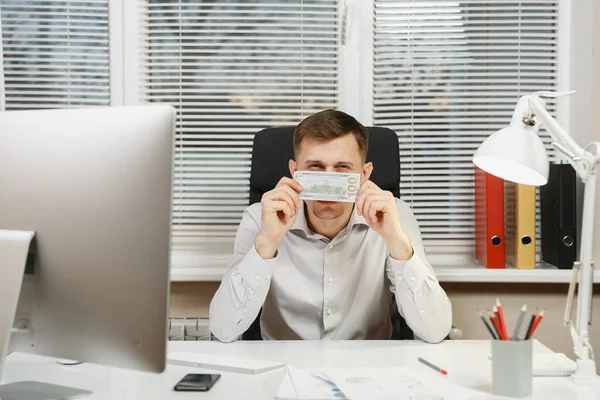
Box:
[491, 339, 532, 398]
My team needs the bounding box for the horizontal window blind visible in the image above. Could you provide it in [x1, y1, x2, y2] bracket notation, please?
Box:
[373, 0, 559, 254]
[140, 0, 339, 253]
[0, 0, 110, 110]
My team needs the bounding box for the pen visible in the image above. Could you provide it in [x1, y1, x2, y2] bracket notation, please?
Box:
[418, 357, 447, 375]
[512, 304, 527, 341]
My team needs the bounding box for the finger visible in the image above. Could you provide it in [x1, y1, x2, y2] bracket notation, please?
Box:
[268, 190, 297, 215]
[362, 193, 390, 219]
[265, 200, 293, 218]
[357, 180, 376, 197]
[357, 188, 380, 216]
[277, 184, 302, 209]
[277, 177, 303, 193]
[356, 187, 373, 215]
[366, 199, 391, 223]
[357, 183, 382, 213]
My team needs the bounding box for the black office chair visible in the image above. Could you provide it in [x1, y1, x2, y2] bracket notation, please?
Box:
[243, 126, 414, 341]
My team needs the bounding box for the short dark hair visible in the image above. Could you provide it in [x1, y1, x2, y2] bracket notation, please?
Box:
[293, 109, 369, 161]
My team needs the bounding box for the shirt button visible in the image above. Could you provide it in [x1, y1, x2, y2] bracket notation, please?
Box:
[326, 308, 332, 315]
[265, 274, 271, 281]
[243, 308, 247, 312]
[397, 275, 403, 281]
[254, 275, 260, 281]
[328, 244, 333, 249]
[327, 276, 333, 283]
[420, 309, 426, 314]
[410, 276, 416, 281]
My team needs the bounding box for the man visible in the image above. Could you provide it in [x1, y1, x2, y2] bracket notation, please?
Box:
[210, 110, 452, 343]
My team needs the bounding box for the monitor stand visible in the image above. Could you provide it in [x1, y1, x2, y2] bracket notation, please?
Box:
[0, 230, 92, 400]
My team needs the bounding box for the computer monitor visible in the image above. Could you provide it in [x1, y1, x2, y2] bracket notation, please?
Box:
[0, 105, 174, 397]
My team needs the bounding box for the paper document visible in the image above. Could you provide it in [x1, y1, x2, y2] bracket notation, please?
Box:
[533, 353, 576, 377]
[276, 366, 480, 400]
[294, 171, 360, 203]
[168, 352, 286, 375]
[276, 367, 348, 400]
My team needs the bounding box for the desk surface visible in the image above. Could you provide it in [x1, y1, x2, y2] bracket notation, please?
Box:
[3, 340, 600, 400]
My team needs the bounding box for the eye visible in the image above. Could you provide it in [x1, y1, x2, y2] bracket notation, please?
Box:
[309, 164, 323, 169]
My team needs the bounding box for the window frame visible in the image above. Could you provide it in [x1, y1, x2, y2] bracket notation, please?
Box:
[108, 0, 593, 281]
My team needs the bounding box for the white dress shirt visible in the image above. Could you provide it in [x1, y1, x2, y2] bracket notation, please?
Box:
[209, 198, 452, 343]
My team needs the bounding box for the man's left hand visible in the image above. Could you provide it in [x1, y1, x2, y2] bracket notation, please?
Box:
[356, 180, 414, 260]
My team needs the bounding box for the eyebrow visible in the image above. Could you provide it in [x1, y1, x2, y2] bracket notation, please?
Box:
[304, 160, 355, 167]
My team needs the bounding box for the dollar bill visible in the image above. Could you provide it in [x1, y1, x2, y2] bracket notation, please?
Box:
[294, 171, 361, 202]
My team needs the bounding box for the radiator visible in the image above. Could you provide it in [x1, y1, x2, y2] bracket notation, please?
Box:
[167, 318, 463, 341]
[168, 317, 212, 341]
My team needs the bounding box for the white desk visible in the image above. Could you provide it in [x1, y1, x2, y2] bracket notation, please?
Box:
[3, 340, 600, 399]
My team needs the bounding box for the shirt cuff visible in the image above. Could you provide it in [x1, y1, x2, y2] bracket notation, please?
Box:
[240, 245, 278, 290]
[388, 252, 435, 291]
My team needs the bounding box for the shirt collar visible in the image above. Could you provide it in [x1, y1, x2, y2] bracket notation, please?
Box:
[290, 202, 368, 236]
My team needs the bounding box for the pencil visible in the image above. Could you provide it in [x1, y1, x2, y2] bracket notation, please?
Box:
[489, 312, 506, 340]
[496, 298, 508, 342]
[487, 312, 500, 338]
[527, 310, 545, 339]
[478, 310, 498, 339]
[492, 306, 505, 340]
[418, 357, 448, 375]
[511, 304, 527, 341]
[524, 312, 538, 340]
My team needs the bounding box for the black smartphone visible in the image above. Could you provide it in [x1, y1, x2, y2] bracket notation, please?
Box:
[173, 373, 221, 392]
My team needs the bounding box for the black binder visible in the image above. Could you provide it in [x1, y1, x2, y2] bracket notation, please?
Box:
[540, 163, 577, 269]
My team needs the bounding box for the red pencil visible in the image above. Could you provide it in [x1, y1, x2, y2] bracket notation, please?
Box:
[527, 310, 545, 339]
[492, 306, 507, 340]
[489, 312, 507, 340]
[496, 298, 508, 342]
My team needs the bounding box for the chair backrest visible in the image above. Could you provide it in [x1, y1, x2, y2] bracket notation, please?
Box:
[244, 125, 413, 340]
[249, 126, 400, 204]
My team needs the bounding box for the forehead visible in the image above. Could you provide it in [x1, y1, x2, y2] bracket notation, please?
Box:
[297, 135, 362, 161]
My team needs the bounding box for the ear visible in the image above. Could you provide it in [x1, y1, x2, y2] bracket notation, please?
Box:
[361, 161, 373, 183]
[288, 159, 297, 177]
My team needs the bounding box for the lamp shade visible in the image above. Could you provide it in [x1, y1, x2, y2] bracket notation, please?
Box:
[473, 124, 549, 186]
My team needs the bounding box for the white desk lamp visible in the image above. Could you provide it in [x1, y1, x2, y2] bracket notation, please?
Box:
[473, 91, 600, 384]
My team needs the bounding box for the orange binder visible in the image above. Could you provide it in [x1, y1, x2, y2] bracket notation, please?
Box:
[505, 182, 536, 269]
[474, 166, 505, 268]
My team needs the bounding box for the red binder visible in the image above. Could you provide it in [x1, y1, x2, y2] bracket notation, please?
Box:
[474, 165, 505, 268]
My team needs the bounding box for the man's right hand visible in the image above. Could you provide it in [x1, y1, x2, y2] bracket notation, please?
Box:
[255, 177, 303, 259]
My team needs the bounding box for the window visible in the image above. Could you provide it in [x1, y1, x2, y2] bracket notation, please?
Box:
[371, 0, 560, 258]
[2, 0, 570, 276]
[139, 0, 340, 268]
[0, 0, 110, 111]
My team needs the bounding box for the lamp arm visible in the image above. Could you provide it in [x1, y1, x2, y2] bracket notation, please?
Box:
[527, 95, 600, 181]
[524, 93, 600, 382]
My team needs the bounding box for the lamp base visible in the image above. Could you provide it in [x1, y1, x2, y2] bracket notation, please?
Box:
[571, 359, 600, 385]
